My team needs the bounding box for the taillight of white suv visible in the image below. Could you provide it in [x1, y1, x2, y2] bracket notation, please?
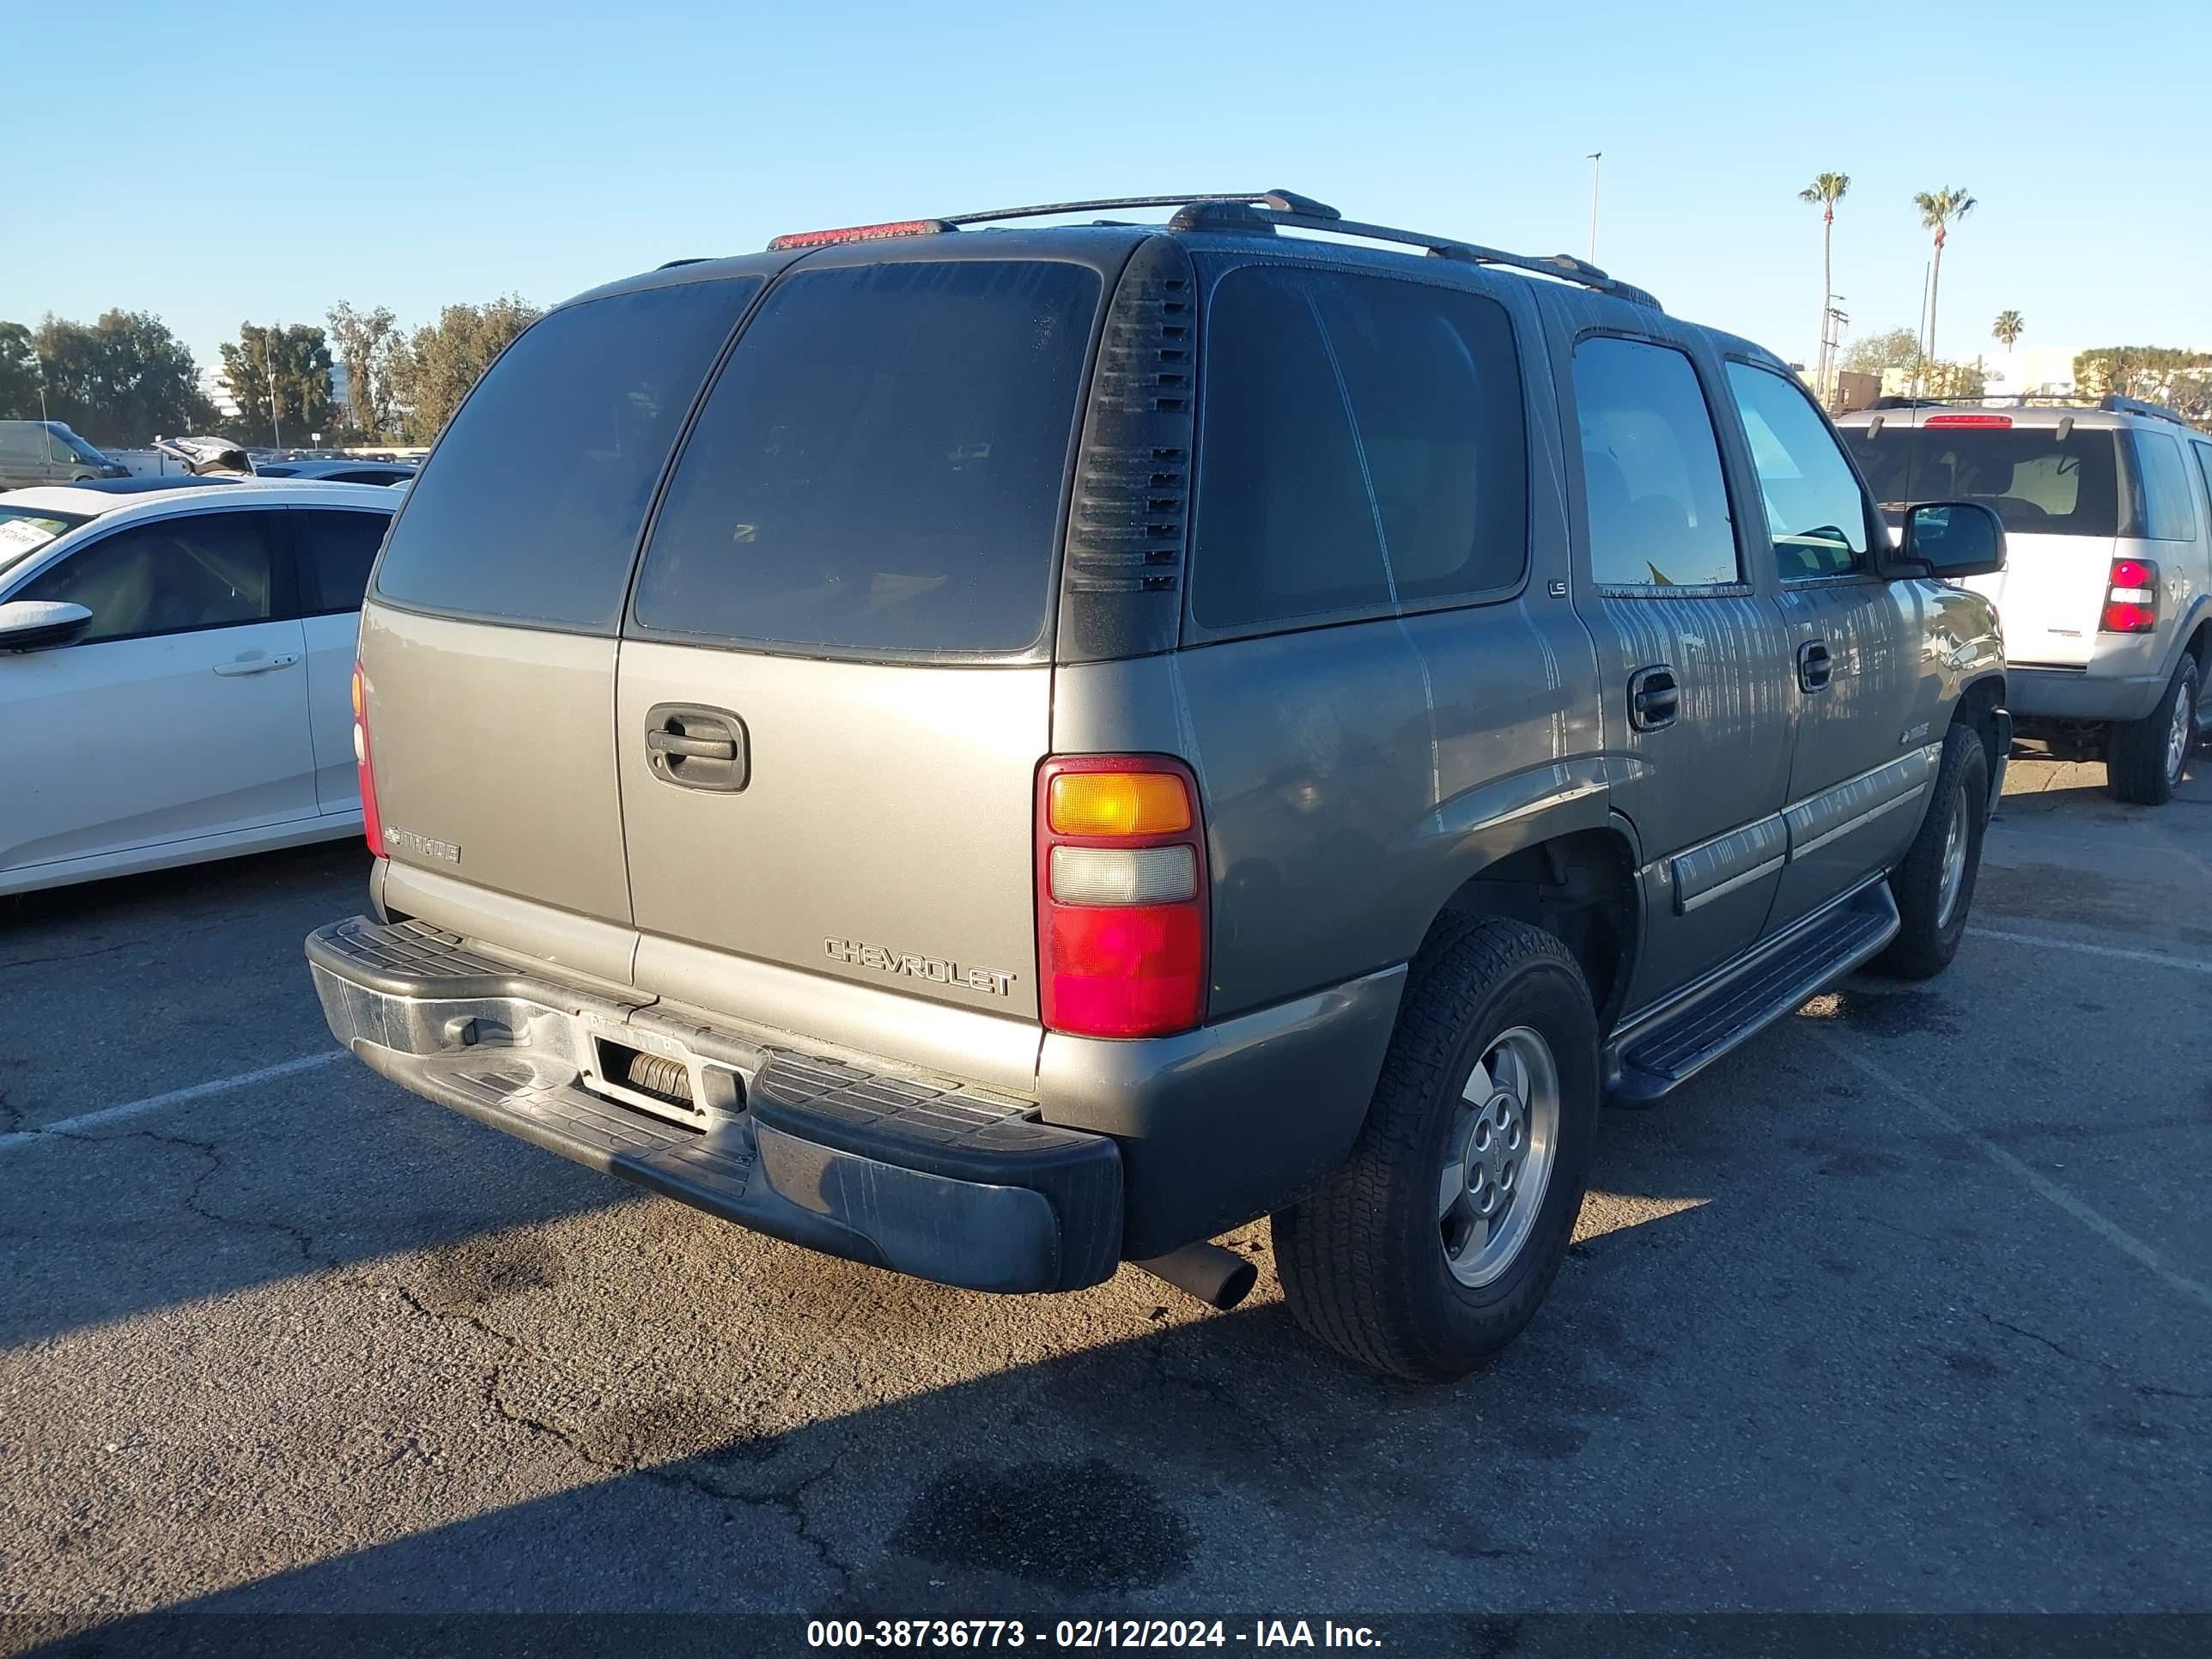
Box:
[2100, 558, 2159, 634]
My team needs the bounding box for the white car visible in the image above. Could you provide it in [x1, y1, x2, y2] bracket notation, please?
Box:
[0, 481, 399, 896]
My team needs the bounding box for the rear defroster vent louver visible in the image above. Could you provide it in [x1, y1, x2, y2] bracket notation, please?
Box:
[1057, 237, 1200, 661]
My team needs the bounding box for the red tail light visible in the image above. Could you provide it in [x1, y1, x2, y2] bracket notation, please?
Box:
[1036, 757, 1208, 1039]
[351, 659, 384, 856]
[2100, 557, 2160, 634]
[1924, 413, 2013, 428]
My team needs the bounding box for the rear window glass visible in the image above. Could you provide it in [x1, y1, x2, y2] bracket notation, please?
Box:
[1842, 425, 2122, 537]
[1190, 265, 1527, 631]
[1572, 336, 1740, 586]
[2130, 430, 2199, 543]
[373, 279, 759, 631]
[631, 260, 1101, 657]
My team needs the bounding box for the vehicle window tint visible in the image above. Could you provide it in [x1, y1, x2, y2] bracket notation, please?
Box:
[633, 260, 1100, 656]
[2194, 442, 2212, 508]
[2130, 430, 2199, 543]
[1572, 337, 1738, 587]
[20, 512, 276, 644]
[374, 278, 759, 631]
[294, 508, 392, 613]
[1191, 266, 1527, 631]
[1724, 362, 1872, 580]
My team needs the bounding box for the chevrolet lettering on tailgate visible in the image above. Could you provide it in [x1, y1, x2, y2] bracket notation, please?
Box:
[823, 936, 1017, 997]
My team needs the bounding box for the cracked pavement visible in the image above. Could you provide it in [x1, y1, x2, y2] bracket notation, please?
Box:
[1, 751, 2208, 1634]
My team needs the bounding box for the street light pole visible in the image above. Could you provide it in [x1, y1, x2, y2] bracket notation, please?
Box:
[1586, 152, 1603, 263]
[264, 323, 283, 451]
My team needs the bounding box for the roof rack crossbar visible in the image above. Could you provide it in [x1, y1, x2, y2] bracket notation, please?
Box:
[941, 191, 1343, 228]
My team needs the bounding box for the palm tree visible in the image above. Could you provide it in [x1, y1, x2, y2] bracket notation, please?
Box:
[1992, 309, 2025, 349]
[1798, 173, 1850, 400]
[1913, 185, 1977, 378]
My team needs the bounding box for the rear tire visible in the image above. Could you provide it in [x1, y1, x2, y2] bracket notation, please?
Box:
[2106, 656, 2198, 806]
[1876, 722, 1989, 981]
[1273, 919, 1599, 1382]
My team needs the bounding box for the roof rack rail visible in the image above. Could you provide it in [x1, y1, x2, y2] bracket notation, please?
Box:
[763, 189, 1659, 307]
[1869, 392, 2194, 427]
[1161, 198, 1659, 308]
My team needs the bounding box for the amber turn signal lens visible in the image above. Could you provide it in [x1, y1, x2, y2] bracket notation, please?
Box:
[1048, 772, 1192, 837]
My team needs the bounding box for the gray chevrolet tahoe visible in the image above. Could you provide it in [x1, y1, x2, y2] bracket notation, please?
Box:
[306, 190, 2009, 1380]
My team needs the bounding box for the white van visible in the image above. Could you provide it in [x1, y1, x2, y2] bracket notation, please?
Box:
[1838, 396, 2210, 804]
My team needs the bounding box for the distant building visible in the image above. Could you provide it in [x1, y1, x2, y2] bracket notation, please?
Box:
[1982, 346, 2081, 397]
[199, 365, 240, 420]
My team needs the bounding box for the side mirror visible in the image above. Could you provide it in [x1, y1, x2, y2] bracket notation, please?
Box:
[0, 599, 94, 652]
[1900, 501, 2006, 579]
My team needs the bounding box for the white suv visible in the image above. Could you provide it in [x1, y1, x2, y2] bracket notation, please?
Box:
[1838, 396, 2210, 804]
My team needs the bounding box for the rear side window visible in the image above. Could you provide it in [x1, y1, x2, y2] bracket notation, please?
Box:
[1572, 337, 1739, 587]
[1190, 265, 1527, 632]
[631, 260, 1101, 657]
[2130, 430, 2200, 542]
[1842, 425, 2121, 536]
[374, 279, 759, 631]
[293, 508, 392, 614]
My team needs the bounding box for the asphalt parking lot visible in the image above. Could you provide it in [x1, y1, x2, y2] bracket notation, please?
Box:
[3, 750, 2208, 1640]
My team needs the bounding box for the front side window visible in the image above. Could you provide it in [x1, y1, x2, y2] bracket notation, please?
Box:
[2130, 430, 2200, 543]
[1190, 264, 1528, 632]
[293, 507, 392, 614]
[1725, 362, 1873, 580]
[20, 512, 276, 643]
[1571, 337, 1739, 587]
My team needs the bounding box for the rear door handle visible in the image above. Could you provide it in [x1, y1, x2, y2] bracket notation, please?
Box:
[644, 703, 749, 793]
[1798, 640, 1833, 692]
[1628, 664, 1680, 732]
[212, 652, 299, 677]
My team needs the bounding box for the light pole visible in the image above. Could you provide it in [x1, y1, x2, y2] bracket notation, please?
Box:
[264, 323, 283, 451]
[1585, 152, 1603, 263]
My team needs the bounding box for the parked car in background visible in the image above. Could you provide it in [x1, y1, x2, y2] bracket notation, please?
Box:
[0, 421, 131, 489]
[1838, 396, 2211, 804]
[0, 482, 398, 896]
[305, 189, 2008, 1380]
[256, 459, 417, 486]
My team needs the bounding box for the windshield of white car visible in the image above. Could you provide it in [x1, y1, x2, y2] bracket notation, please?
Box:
[0, 506, 91, 575]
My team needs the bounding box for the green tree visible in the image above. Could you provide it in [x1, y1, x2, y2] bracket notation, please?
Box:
[2, 311, 216, 445]
[326, 301, 401, 440]
[219, 323, 335, 447]
[1798, 172, 1850, 399]
[1912, 185, 1976, 379]
[1840, 326, 1925, 379]
[385, 295, 541, 443]
[1992, 309, 2025, 349]
[0, 320, 39, 418]
[2074, 347, 2212, 424]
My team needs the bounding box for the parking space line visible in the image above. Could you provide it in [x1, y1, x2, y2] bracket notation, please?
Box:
[1808, 1030, 2212, 1317]
[0, 1050, 347, 1154]
[1966, 927, 2212, 975]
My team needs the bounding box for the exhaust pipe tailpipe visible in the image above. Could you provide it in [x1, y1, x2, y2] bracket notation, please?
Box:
[1134, 1241, 1258, 1311]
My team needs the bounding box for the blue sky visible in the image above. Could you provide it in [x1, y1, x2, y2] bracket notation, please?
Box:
[9, 0, 2205, 373]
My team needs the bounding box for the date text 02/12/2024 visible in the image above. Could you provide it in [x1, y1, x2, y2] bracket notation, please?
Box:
[805, 1621, 1382, 1649]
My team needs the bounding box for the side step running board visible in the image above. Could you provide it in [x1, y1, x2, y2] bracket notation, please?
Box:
[1607, 880, 1900, 1104]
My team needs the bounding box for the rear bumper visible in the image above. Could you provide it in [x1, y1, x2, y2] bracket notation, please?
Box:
[306, 917, 1121, 1293]
[2007, 665, 2167, 724]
